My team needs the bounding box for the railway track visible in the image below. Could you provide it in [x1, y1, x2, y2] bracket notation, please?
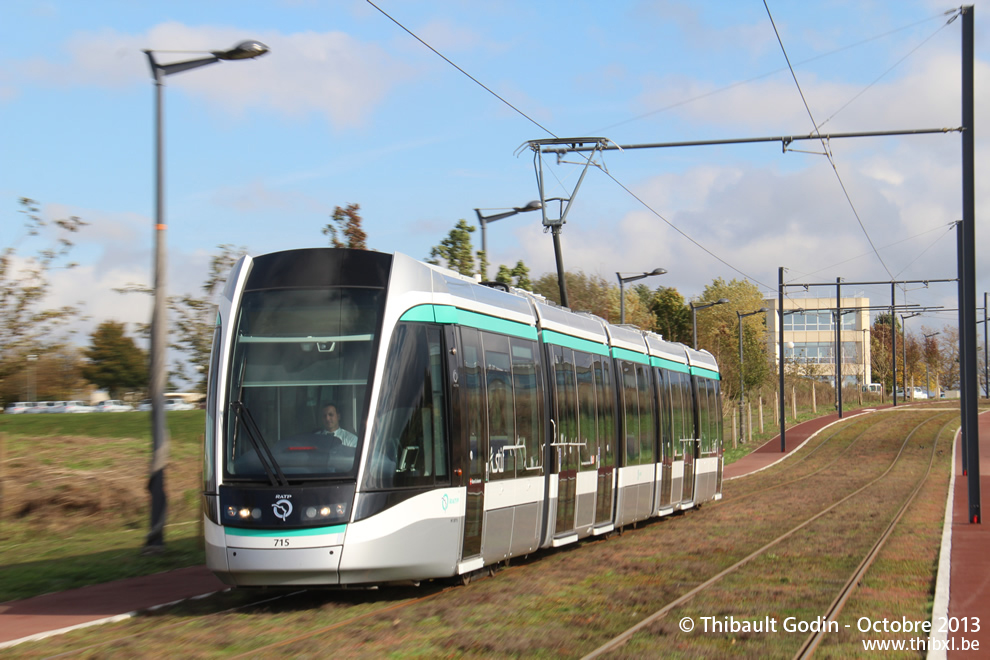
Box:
[583, 408, 955, 658]
[13, 408, 955, 658]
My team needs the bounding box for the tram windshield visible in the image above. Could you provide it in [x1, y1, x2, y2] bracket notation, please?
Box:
[223, 287, 385, 482]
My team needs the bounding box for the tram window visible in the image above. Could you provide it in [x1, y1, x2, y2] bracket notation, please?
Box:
[205, 321, 222, 493]
[669, 370, 691, 458]
[223, 287, 383, 481]
[575, 351, 597, 468]
[655, 368, 673, 463]
[636, 363, 654, 463]
[554, 347, 578, 449]
[594, 357, 615, 464]
[510, 338, 543, 474]
[484, 333, 516, 479]
[621, 361, 642, 465]
[365, 323, 448, 490]
[697, 377, 722, 456]
[460, 328, 486, 482]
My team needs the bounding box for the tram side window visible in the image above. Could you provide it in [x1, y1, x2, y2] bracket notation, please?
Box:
[554, 346, 579, 450]
[697, 377, 722, 456]
[484, 333, 516, 479]
[620, 361, 642, 465]
[594, 357, 615, 465]
[365, 323, 448, 490]
[575, 350, 598, 469]
[511, 338, 544, 474]
[636, 363, 655, 464]
[655, 367, 673, 464]
[669, 370, 692, 458]
[204, 321, 222, 493]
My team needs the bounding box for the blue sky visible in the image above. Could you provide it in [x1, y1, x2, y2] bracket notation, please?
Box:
[2, 0, 987, 346]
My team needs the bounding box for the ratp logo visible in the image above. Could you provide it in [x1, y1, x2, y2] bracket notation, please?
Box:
[272, 499, 293, 521]
[441, 494, 460, 512]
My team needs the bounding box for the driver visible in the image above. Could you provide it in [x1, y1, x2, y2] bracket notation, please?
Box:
[318, 402, 358, 447]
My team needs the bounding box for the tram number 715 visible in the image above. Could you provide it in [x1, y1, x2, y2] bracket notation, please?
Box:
[274, 538, 290, 547]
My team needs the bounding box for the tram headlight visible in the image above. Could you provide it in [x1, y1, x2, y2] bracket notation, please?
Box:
[301, 503, 348, 520]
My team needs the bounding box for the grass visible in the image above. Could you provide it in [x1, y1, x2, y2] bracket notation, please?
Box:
[0, 411, 206, 602]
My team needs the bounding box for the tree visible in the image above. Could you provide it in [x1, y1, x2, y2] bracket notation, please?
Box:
[323, 203, 368, 249]
[494, 260, 532, 289]
[649, 286, 692, 344]
[0, 198, 87, 386]
[870, 314, 900, 392]
[170, 245, 245, 392]
[427, 219, 480, 276]
[693, 278, 771, 401]
[82, 321, 148, 399]
[116, 244, 245, 392]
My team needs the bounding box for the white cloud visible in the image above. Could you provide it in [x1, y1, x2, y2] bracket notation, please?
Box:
[16, 22, 415, 128]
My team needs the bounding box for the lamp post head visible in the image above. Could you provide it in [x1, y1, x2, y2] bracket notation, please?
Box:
[648, 268, 668, 276]
[215, 40, 270, 60]
[717, 298, 730, 305]
[517, 200, 543, 213]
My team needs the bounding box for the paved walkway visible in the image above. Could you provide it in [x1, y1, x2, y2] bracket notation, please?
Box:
[0, 405, 986, 652]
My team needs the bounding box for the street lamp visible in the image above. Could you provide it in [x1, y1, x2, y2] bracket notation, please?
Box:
[924, 331, 941, 398]
[474, 200, 542, 280]
[616, 268, 667, 324]
[690, 298, 730, 350]
[142, 40, 269, 554]
[737, 308, 768, 444]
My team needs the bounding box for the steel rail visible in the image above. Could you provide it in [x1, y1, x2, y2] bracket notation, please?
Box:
[791, 414, 952, 658]
[581, 409, 954, 659]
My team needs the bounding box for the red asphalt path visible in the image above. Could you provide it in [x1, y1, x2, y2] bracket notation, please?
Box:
[0, 404, 985, 652]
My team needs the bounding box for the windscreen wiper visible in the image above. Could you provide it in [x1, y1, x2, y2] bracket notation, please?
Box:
[231, 400, 288, 487]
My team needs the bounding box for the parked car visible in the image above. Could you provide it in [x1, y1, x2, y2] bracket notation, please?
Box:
[57, 400, 94, 413]
[93, 399, 133, 412]
[165, 399, 196, 411]
[4, 402, 32, 414]
[910, 387, 928, 400]
[29, 401, 59, 413]
[137, 399, 153, 412]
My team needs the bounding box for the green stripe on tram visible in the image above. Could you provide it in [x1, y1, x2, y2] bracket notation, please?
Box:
[399, 304, 538, 340]
[611, 346, 650, 365]
[226, 524, 346, 538]
[651, 355, 690, 373]
[691, 366, 721, 380]
[541, 329, 610, 356]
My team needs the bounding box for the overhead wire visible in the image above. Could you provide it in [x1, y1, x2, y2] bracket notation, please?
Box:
[763, 0, 894, 280]
[595, 9, 955, 134]
[365, 0, 558, 140]
[816, 11, 959, 130]
[371, 0, 955, 302]
[367, 0, 767, 288]
[795, 221, 958, 280]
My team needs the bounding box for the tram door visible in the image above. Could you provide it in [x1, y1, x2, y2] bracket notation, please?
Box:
[458, 327, 487, 559]
[550, 345, 579, 537]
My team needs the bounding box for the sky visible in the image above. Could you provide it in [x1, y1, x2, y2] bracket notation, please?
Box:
[2, 0, 988, 351]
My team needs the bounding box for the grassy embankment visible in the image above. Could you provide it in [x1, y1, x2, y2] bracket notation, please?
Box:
[0, 411, 205, 602]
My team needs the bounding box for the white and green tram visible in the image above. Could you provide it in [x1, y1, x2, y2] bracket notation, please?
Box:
[203, 248, 723, 586]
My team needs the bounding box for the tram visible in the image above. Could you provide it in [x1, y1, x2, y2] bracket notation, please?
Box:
[203, 248, 723, 586]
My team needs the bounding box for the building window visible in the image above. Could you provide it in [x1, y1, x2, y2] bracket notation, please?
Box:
[785, 341, 859, 364]
[784, 311, 855, 332]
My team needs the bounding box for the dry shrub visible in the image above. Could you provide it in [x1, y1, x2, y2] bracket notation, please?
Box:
[3, 435, 148, 529]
